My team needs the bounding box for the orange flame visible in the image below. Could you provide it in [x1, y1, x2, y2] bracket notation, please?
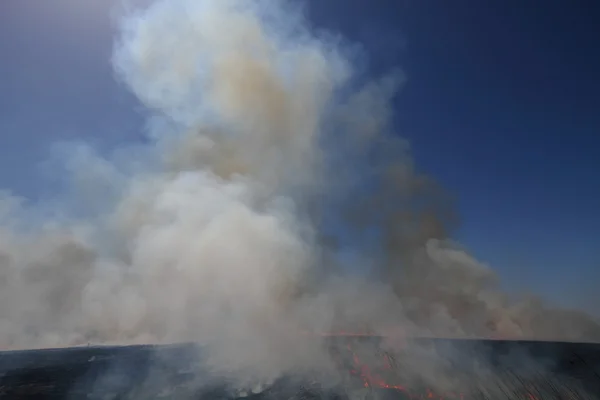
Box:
[339, 339, 543, 400]
[342, 343, 467, 399]
[302, 333, 551, 400]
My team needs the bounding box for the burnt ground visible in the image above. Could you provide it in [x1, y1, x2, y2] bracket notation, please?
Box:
[0, 337, 599, 399]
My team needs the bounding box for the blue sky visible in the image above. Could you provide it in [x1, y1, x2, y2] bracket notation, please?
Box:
[1, 0, 599, 311]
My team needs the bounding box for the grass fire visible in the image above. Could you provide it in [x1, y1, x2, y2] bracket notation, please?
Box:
[1, 0, 599, 398]
[1, 336, 600, 398]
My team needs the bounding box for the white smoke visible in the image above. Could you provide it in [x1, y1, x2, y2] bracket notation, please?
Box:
[1, 0, 599, 389]
[0, 0, 390, 383]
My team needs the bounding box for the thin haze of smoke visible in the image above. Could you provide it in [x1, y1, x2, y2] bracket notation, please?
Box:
[0, 0, 599, 388]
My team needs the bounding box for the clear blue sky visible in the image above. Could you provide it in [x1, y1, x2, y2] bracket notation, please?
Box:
[1, 1, 599, 311]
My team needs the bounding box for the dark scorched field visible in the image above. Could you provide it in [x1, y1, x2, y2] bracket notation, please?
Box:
[1, 337, 600, 399]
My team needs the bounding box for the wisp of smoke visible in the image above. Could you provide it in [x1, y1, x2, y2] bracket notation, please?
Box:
[1, 0, 599, 389]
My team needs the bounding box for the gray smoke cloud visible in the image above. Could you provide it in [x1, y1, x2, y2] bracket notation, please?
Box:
[1, 0, 599, 389]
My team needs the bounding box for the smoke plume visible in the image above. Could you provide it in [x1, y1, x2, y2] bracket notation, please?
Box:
[1, 0, 599, 388]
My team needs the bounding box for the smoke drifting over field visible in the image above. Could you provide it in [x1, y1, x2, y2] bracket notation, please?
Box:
[1, 0, 599, 388]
